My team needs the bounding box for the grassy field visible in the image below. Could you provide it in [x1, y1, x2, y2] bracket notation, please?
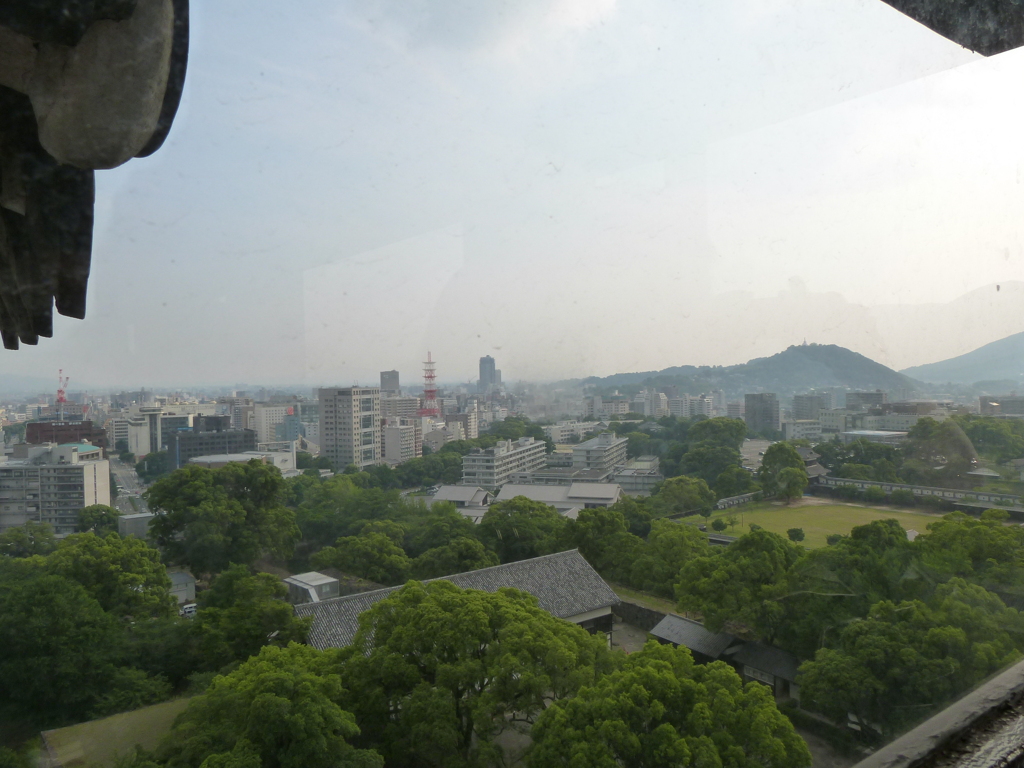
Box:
[704, 500, 943, 548]
[607, 582, 678, 614]
[42, 698, 190, 767]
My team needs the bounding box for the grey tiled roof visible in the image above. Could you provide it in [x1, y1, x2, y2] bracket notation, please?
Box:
[727, 641, 801, 681]
[296, 549, 619, 650]
[650, 615, 738, 659]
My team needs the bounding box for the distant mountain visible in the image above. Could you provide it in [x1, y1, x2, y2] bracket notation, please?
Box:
[900, 331, 1024, 385]
[582, 344, 921, 398]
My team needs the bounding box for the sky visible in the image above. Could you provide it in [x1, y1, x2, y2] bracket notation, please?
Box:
[7, 0, 1024, 390]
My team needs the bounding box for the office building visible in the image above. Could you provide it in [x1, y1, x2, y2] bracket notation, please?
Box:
[381, 395, 420, 421]
[319, 387, 381, 470]
[382, 420, 419, 465]
[840, 430, 908, 446]
[167, 424, 258, 470]
[461, 437, 546, 488]
[572, 433, 628, 472]
[744, 393, 780, 435]
[478, 355, 497, 393]
[781, 420, 822, 443]
[846, 390, 888, 411]
[253, 404, 291, 445]
[726, 402, 743, 419]
[981, 395, 1024, 417]
[820, 409, 851, 434]
[380, 370, 400, 394]
[0, 443, 110, 536]
[543, 420, 603, 443]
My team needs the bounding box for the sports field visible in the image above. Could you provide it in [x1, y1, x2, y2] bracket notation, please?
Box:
[705, 499, 944, 548]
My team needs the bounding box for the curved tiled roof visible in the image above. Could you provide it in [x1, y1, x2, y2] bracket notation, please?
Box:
[296, 549, 619, 650]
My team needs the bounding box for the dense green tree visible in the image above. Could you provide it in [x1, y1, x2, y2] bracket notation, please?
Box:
[338, 580, 612, 768]
[410, 536, 499, 579]
[565, 507, 644, 583]
[146, 462, 300, 578]
[648, 475, 716, 518]
[191, 566, 311, 670]
[799, 580, 1024, 739]
[45, 532, 175, 618]
[157, 644, 382, 768]
[629, 520, 711, 597]
[777, 466, 809, 502]
[136, 451, 171, 483]
[296, 451, 334, 471]
[679, 444, 743, 487]
[76, 504, 121, 535]
[528, 641, 810, 768]
[687, 417, 748, 451]
[477, 497, 568, 564]
[312, 531, 412, 585]
[403, 505, 478, 557]
[0, 562, 126, 722]
[712, 517, 728, 532]
[835, 463, 873, 481]
[787, 528, 805, 543]
[608, 494, 653, 538]
[713, 464, 758, 499]
[0, 521, 56, 557]
[758, 442, 805, 496]
[676, 529, 803, 642]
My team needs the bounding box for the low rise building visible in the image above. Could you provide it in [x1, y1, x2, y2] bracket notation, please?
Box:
[781, 420, 822, 443]
[840, 430, 908, 446]
[188, 450, 296, 472]
[572, 432, 628, 472]
[543, 420, 603, 443]
[296, 550, 619, 648]
[461, 437, 547, 488]
[167, 424, 257, 470]
[495, 482, 623, 518]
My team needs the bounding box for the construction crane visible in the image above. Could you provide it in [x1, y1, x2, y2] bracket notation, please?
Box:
[56, 369, 69, 421]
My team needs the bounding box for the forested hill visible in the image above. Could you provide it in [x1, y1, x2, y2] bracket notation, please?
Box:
[900, 331, 1024, 384]
[580, 344, 921, 397]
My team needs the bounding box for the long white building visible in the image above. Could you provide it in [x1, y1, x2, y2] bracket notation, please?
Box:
[461, 437, 547, 488]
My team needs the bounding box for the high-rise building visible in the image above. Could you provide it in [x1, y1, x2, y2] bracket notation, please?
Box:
[744, 393, 780, 435]
[478, 355, 497, 393]
[381, 396, 420, 420]
[380, 370, 400, 394]
[319, 387, 381, 470]
[253, 404, 290, 444]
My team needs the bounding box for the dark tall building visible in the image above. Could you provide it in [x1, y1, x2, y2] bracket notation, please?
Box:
[167, 422, 257, 470]
[380, 370, 400, 394]
[744, 393, 780, 435]
[25, 420, 108, 454]
[479, 355, 496, 393]
[846, 390, 887, 411]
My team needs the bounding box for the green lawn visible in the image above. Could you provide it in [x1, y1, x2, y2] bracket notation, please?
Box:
[41, 698, 190, 767]
[607, 582, 678, 614]
[704, 500, 943, 548]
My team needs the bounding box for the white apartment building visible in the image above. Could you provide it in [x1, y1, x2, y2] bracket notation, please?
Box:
[254, 405, 291, 445]
[669, 394, 715, 419]
[820, 409, 851, 434]
[632, 390, 670, 418]
[381, 395, 420, 421]
[782, 420, 823, 443]
[383, 423, 418, 466]
[318, 387, 381, 470]
[461, 437, 547, 488]
[572, 432, 629, 472]
[583, 396, 631, 419]
[0, 443, 111, 536]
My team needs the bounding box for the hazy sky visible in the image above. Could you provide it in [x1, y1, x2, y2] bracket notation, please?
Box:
[8, 0, 1024, 390]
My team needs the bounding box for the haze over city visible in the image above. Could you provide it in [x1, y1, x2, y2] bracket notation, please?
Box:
[4, 0, 1024, 389]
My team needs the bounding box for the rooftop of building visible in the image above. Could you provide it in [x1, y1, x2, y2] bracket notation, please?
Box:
[296, 550, 618, 650]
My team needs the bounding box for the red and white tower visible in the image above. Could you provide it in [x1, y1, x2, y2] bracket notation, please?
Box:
[56, 369, 69, 421]
[417, 352, 440, 417]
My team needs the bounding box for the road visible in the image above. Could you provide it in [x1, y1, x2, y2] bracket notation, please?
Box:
[111, 457, 150, 515]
